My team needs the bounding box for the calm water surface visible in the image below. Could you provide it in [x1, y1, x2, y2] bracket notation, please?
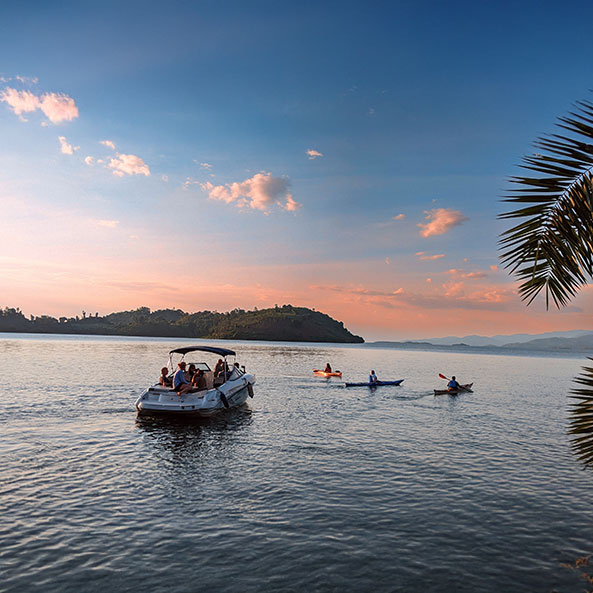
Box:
[1, 334, 593, 592]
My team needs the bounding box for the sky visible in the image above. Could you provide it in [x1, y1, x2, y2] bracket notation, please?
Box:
[2, 0, 593, 341]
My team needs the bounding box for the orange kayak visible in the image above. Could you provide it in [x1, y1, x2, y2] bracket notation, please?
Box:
[313, 369, 342, 378]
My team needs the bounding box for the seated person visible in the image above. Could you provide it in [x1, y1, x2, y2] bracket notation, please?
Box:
[191, 369, 208, 391]
[187, 364, 196, 382]
[447, 376, 461, 391]
[369, 370, 378, 384]
[324, 363, 332, 373]
[214, 358, 225, 377]
[159, 367, 172, 387]
[173, 361, 193, 396]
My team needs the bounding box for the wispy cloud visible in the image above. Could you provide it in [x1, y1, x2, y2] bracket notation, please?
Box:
[15, 75, 38, 85]
[201, 172, 301, 212]
[418, 208, 468, 237]
[306, 149, 323, 160]
[58, 136, 79, 155]
[446, 268, 488, 279]
[95, 219, 120, 228]
[313, 282, 515, 311]
[311, 284, 403, 298]
[100, 140, 116, 150]
[109, 153, 150, 177]
[0, 87, 79, 123]
[197, 162, 212, 169]
[393, 213, 405, 220]
[84, 156, 94, 165]
[416, 251, 445, 261]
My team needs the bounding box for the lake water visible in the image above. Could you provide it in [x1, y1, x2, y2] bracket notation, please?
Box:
[2, 333, 593, 592]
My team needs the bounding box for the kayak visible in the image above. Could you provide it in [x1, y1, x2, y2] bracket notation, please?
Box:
[434, 382, 473, 395]
[345, 379, 404, 387]
[313, 369, 342, 378]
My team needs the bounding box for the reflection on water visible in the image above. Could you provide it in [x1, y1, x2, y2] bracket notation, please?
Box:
[136, 406, 253, 456]
[1, 333, 593, 593]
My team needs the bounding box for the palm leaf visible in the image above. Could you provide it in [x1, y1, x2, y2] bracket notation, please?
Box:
[499, 99, 593, 307]
[569, 359, 593, 466]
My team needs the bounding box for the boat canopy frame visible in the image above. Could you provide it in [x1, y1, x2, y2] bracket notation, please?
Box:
[169, 346, 236, 357]
[167, 345, 240, 381]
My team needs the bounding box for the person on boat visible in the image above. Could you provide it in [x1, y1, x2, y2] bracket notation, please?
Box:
[187, 363, 196, 382]
[173, 361, 193, 396]
[159, 367, 172, 387]
[369, 370, 378, 384]
[191, 369, 208, 392]
[324, 363, 332, 373]
[447, 376, 461, 391]
[214, 358, 225, 378]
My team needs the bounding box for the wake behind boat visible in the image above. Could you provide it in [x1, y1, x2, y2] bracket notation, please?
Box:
[135, 346, 256, 417]
[345, 379, 404, 387]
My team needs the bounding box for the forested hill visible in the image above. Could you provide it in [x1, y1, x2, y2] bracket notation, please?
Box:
[0, 305, 364, 343]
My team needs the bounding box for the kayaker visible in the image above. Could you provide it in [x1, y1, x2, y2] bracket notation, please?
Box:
[324, 363, 332, 373]
[369, 370, 378, 384]
[447, 376, 460, 391]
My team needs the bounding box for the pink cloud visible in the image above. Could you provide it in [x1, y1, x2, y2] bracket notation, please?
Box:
[95, 219, 120, 228]
[100, 140, 116, 150]
[84, 156, 94, 165]
[393, 213, 405, 220]
[1, 87, 78, 123]
[39, 93, 78, 123]
[109, 153, 150, 177]
[0, 88, 40, 117]
[415, 251, 445, 261]
[446, 268, 488, 279]
[58, 136, 79, 155]
[418, 208, 468, 237]
[201, 172, 301, 212]
[306, 149, 323, 159]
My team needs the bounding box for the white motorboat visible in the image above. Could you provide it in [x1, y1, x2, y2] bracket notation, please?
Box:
[135, 346, 256, 417]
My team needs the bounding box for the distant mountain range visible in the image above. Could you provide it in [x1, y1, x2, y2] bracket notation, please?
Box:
[370, 330, 593, 353]
[408, 329, 593, 347]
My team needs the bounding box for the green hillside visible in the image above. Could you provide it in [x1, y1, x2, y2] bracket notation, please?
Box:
[0, 305, 364, 343]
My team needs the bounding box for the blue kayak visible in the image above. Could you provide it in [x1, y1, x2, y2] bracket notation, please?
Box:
[344, 379, 404, 387]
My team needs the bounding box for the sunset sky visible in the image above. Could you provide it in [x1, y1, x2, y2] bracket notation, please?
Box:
[3, 1, 593, 340]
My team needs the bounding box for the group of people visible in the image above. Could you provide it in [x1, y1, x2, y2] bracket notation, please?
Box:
[159, 358, 239, 396]
[160, 361, 208, 396]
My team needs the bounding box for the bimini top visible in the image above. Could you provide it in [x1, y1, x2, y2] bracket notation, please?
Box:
[169, 346, 236, 357]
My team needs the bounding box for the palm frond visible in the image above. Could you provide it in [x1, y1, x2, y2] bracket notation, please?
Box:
[569, 360, 593, 466]
[499, 99, 593, 308]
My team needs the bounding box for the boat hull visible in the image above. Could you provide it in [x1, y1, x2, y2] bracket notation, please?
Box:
[135, 374, 255, 417]
[344, 379, 404, 387]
